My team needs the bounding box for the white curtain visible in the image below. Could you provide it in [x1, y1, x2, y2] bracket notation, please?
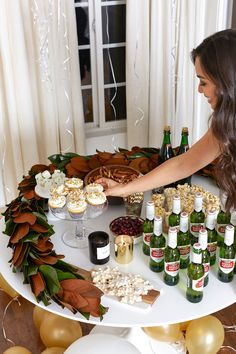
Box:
[126, 0, 233, 149]
[0, 0, 85, 206]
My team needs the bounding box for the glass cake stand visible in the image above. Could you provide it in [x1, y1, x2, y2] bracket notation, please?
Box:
[50, 201, 108, 249]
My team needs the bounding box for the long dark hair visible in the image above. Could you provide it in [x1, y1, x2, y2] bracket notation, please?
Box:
[191, 29, 236, 211]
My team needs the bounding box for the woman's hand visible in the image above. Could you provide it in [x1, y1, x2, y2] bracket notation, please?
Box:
[95, 178, 119, 191]
[96, 178, 128, 197]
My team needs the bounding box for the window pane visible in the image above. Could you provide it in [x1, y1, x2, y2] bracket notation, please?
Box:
[104, 86, 126, 121]
[102, 5, 126, 44]
[79, 49, 91, 85]
[103, 47, 125, 84]
[75, 7, 90, 45]
[82, 89, 94, 123]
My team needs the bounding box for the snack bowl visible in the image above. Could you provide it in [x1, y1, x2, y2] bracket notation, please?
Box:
[109, 215, 144, 244]
[84, 165, 141, 205]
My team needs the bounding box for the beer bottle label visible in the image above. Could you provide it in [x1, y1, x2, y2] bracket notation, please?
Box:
[207, 242, 217, 257]
[216, 224, 226, 237]
[190, 223, 204, 237]
[143, 232, 152, 246]
[187, 276, 204, 291]
[203, 262, 210, 278]
[164, 261, 180, 276]
[150, 248, 165, 263]
[178, 245, 190, 260]
[219, 258, 235, 274]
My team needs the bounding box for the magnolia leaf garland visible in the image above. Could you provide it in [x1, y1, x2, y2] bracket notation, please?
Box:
[2, 164, 106, 320]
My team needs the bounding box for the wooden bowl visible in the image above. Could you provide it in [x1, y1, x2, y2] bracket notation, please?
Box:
[84, 165, 141, 205]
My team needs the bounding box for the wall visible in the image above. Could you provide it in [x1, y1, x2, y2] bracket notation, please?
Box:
[85, 132, 127, 155]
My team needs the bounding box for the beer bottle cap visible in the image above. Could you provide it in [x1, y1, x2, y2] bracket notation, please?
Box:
[198, 228, 208, 250]
[182, 127, 188, 133]
[224, 225, 234, 246]
[164, 125, 171, 131]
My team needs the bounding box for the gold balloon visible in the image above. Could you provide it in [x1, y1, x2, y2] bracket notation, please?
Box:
[0, 273, 19, 298]
[40, 348, 65, 354]
[142, 323, 182, 342]
[185, 315, 224, 354]
[179, 320, 191, 332]
[33, 306, 51, 331]
[3, 347, 32, 354]
[40, 314, 82, 348]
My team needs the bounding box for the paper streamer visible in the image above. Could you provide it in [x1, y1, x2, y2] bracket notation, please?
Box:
[0, 290, 21, 346]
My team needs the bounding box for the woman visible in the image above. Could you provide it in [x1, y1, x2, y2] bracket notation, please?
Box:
[97, 29, 236, 211]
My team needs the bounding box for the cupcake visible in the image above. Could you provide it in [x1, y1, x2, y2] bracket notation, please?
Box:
[48, 194, 66, 213]
[64, 178, 83, 190]
[51, 184, 69, 196]
[85, 182, 103, 194]
[86, 191, 107, 213]
[67, 199, 87, 219]
[68, 189, 86, 202]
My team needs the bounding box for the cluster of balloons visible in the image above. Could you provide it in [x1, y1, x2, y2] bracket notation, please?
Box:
[143, 314, 225, 354]
[3, 306, 83, 354]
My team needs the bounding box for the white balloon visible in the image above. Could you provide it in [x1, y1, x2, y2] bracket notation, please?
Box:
[64, 333, 141, 354]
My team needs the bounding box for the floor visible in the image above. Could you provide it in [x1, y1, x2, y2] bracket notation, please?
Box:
[0, 290, 236, 353]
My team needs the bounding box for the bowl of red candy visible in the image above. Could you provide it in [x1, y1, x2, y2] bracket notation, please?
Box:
[109, 215, 144, 244]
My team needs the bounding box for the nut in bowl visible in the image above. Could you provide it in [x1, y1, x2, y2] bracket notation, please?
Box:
[109, 215, 144, 245]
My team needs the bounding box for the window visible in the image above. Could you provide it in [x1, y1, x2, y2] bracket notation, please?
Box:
[75, 0, 127, 137]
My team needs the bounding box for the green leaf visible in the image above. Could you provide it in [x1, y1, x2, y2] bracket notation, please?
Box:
[27, 265, 39, 276]
[47, 154, 62, 164]
[56, 269, 77, 281]
[22, 232, 40, 242]
[3, 218, 16, 236]
[56, 159, 71, 170]
[80, 311, 90, 320]
[62, 152, 79, 158]
[39, 265, 61, 297]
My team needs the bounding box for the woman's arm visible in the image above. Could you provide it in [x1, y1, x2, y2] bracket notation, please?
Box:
[103, 128, 220, 197]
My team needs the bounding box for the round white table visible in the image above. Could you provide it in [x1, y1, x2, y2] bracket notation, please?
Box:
[0, 176, 235, 329]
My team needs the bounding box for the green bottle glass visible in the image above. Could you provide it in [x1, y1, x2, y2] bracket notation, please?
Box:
[218, 224, 235, 282]
[198, 228, 210, 287]
[230, 211, 236, 274]
[159, 125, 175, 188]
[142, 201, 155, 256]
[175, 127, 191, 186]
[149, 216, 166, 272]
[206, 209, 217, 266]
[177, 211, 190, 269]
[163, 227, 180, 286]
[186, 243, 204, 303]
[217, 192, 230, 247]
[189, 193, 205, 245]
[169, 195, 181, 230]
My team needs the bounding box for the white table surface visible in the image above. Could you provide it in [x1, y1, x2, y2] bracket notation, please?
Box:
[0, 175, 235, 328]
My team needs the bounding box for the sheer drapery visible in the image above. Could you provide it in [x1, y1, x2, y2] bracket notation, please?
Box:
[0, 0, 85, 206]
[126, 0, 233, 149]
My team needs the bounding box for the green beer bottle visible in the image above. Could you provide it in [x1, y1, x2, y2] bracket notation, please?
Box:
[163, 227, 180, 286]
[198, 228, 210, 287]
[159, 126, 175, 188]
[206, 209, 217, 266]
[149, 216, 166, 272]
[218, 224, 235, 283]
[217, 192, 230, 247]
[186, 243, 204, 303]
[189, 193, 205, 245]
[230, 210, 236, 273]
[142, 201, 155, 256]
[169, 195, 181, 230]
[177, 211, 190, 269]
[175, 127, 191, 186]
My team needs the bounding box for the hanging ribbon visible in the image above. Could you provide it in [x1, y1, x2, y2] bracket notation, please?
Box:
[1, 291, 21, 346]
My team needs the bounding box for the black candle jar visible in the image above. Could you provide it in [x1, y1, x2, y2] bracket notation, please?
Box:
[88, 231, 110, 265]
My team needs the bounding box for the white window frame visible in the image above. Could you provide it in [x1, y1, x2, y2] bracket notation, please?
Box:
[75, 0, 127, 138]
